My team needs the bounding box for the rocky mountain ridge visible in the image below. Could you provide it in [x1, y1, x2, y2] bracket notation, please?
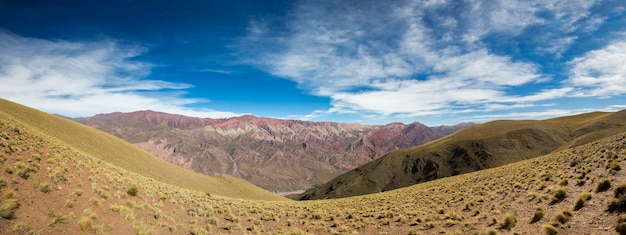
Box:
[75, 111, 470, 191]
[300, 110, 626, 200]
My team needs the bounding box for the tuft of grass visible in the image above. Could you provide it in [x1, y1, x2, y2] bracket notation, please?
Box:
[615, 183, 626, 198]
[0, 198, 19, 219]
[607, 197, 626, 212]
[549, 186, 568, 205]
[552, 210, 572, 226]
[39, 182, 51, 193]
[543, 224, 558, 235]
[4, 189, 16, 199]
[530, 207, 544, 223]
[48, 213, 69, 227]
[608, 183, 626, 212]
[12, 222, 34, 234]
[617, 215, 626, 235]
[596, 179, 612, 193]
[499, 213, 516, 230]
[617, 222, 626, 235]
[127, 186, 138, 196]
[78, 216, 95, 232]
[574, 191, 592, 211]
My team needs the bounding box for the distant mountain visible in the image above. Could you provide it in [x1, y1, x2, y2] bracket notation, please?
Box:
[75, 111, 470, 192]
[300, 110, 626, 200]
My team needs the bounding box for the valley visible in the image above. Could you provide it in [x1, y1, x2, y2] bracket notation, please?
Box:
[75, 111, 469, 192]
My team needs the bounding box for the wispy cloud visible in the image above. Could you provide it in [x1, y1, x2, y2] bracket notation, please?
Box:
[567, 39, 626, 97]
[0, 30, 242, 118]
[243, 0, 616, 121]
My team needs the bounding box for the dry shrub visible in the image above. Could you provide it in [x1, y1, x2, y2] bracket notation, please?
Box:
[530, 208, 544, 224]
[0, 198, 19, 219]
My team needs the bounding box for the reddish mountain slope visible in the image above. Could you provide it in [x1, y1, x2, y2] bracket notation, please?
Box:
[75, 111, 469, 192]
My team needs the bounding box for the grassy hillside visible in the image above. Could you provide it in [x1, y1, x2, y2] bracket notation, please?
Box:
[1, 98, 626, 234]
[301, 110, 626, 200]
[0, 98, 286, 201]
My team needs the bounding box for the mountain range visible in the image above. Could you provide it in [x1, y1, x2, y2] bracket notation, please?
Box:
[74, 111, 470, 192]
[300, 110, 626, 200]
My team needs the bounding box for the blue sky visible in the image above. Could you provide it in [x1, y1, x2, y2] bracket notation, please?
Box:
[1, 0, 626, 126]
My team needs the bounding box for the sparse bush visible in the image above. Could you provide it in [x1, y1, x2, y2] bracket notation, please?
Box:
[396, 215, 407, 223]
[490, 217, 498, 226]
[530, 208, 544, 223]
[90, 197, 101, 207]
[15, 162, 34, 179]
[607, 197, 626, 212]
[78, 216, 94, 232]
[615, 183, 626, 198]
[39, 183, 51, 193]
[597, 179, 612, 192]
[552, 210, 571, 225]
[127, 186, 138, 196]
[445, 219, 457, 227]
[445, 211, 462, 221]
[550, 186, 568, 205]
[47, 213, 69, 227]
[612, 163, 622, 171]
[0, 198, 19, 219]
[608, 183, 626, 212]
[617, 215, 626, 235]
[12, 222, 33, 234]
[4, 189, 16, 199]
[543, 224, 558, 235]
[617, 222, 626, 235]
[499, 213, 516, 230]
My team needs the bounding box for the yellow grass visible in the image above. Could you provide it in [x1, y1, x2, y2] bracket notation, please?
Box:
[0, 98, 286, 201]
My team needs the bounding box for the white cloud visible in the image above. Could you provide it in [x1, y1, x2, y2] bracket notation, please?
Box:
[567, 39, 626, 97]
[242, 0, 618, 122]
[542, 36, 578, 57]
[461, 0, 545, 43]
[433, 49, 540, 86]
[0, 31, 242, 118]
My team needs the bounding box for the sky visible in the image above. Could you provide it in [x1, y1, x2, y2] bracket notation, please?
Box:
[1, 0, 626, 126]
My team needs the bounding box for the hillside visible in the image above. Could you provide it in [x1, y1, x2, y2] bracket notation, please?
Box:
[2, 98, 626, 234]
[75, 111, 469, 192]
[300, 110, 626, 200]
[0, 98, 285, 201]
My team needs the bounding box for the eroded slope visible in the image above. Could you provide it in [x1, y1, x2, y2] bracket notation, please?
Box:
[301, 110, 626, 200]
